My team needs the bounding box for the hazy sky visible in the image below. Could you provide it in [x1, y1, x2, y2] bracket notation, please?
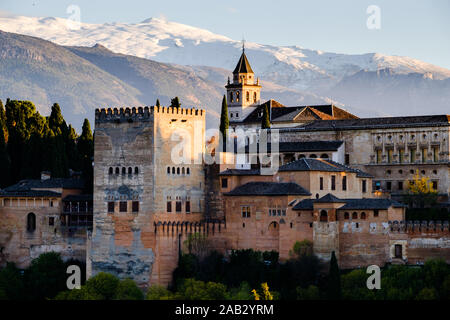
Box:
[1, 0, 449, 68]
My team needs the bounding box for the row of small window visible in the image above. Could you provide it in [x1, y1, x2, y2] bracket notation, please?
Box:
[167, 167, 190, 175]
[109, 167, 139, 175]
[387, 169, 438, 176]
[342, 211, 377, 220]
[374, 180, 438, 191]
[167, 200, 191, 213]
[107, 201, 139, 213]
[268, 209, 286, 217]
[229, 91, 257, 103]
[376, 133, 439, 142]
[319, 176, 368, 192]
[229, 112, 239, 119]
[376, 147, 439, 164]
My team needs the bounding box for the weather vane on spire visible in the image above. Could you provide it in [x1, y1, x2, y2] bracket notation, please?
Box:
[242, 37, 245, 53]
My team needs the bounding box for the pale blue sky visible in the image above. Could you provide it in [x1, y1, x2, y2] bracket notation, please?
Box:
[1, 0, 449, 68]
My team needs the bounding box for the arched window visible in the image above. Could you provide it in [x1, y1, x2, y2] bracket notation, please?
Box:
[182, 167, 185, 174]
[122, 167, 126, 175]
[128, 167, 132, 174]
[172, 167, 175, 174]
[109, 167, 113, 175]
[115, 167, 120, 175]
[167, 167, 170, 174]
[320, 154, 329, 159]
[246, 91, 250, 102]
[230, 92, 233, 102]
[310, 154, 317, 159]
[361, 212, 366, 220]
[344, 212, 349, 220]
[236, 91, 240, 102]
[177, 167, 180, 175]
[253, 92, 257, 103]
[320, 210, 328, 222]
[298, 154, 306, 159]
[27, 212, 36, 232]
[315, 193, 319, 199]
[187, 168, 190, 175]
[352, 212, 358, 219]
[134, 167, 139, 174]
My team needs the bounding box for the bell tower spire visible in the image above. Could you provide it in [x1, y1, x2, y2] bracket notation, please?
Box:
[225, 44, 262, 122]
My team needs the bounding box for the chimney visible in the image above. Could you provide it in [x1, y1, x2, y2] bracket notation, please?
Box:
[41, 171, 51, 181]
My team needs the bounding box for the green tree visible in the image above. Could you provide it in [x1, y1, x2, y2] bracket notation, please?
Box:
[296, 285, 320, 300]
[114, 279, 144, 300]
[24, 252, 67, 300]
[261, 103, 270, 129]
[219, 95, 229, 138]
[85, 272, 120, 300]
[78, 118, 94, 192]
[0, 263, 25, 300]
[228, 282, 253, 300]
[156, 99, 161, 107]
[175, 278, 227, 300]
[326, 251, 341, 300]
[170, 97, 181, 109]
[0, 100, 11, 187]
[146, 285, 174, 300]
[415, 288, 437, 300]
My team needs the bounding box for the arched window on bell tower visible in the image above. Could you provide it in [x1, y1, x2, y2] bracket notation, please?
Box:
[230, 92, 233, 102]
[236, 91, 240, 102]
[246, 91, 250, 102]
[253, 92, 257, 103]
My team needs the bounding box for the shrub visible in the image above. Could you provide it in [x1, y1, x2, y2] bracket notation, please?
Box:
[146, 285, 174, 300]
[24, 252, 67, 300]
[85, 272, 120, 300]
[114, 279, 144, 300]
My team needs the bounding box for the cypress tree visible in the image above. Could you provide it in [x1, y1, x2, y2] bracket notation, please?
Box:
[170, 97, 181, 109]
[66, 125, 80, 171]
[327, 251, 341, 300]
[219, 95, 229, 138]
[156, 99, 161, 107]
[78, 119, 94, 192]
[261, 103, 271, 129]
[0, 99, 11, 187]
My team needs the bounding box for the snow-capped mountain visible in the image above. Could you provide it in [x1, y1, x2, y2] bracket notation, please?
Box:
[1, 14, 449, 93]
[0, 14, 449, 121]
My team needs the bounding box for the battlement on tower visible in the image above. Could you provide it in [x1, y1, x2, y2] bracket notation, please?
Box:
[388, 220, 450, 234]
[95, 106, 205, 124]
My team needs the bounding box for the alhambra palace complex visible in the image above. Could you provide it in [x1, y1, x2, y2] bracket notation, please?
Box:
[0, 50, 449, 287]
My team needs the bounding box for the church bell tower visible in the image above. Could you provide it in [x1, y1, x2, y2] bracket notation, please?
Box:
[225, 44, 261, 121]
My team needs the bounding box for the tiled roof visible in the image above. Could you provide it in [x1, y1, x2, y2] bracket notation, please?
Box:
[219, 168, 261, 176]
[278, 158, 373, 178]
[297, 115, 450, 131]
[233, 52, 254, 74]
[238, 103, 358, 124]
[337, 199, 406, 210]
[0, 190, 61, 198]
[315, 193, 346, 203]
[3, 178, 85, 192]
[225, 182, 311, 196]
[244, 141, 343, 153]
[293, 196, 406, 210]
[293, 199, 314, 210]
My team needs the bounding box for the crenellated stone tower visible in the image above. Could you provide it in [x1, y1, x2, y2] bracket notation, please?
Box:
[225, 45, 261, 121]
[88, 106, 206, 287]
